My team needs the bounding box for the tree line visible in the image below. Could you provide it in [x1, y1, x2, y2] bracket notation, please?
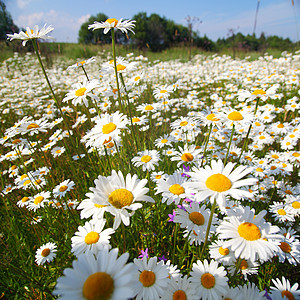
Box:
[1, 3, 297, 53]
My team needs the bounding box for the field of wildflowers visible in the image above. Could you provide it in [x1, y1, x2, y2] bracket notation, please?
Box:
[1, 20, 300, 299]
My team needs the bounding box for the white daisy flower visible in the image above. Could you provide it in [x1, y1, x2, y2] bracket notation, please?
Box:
[188, 159, 256, 208]
[71, 219, 114, 257]
[35, 242, 57, 265]
[238, 283, 266, 299]
[85, 170, 154, 230]
[174, 202, 217, 243]
[133, 256, 169, 300]
[27, 191, 51, 212]
[53, 248, 138, 299]
[190, 259, 229, 300]
[269, 276, 300, 300]
[155, 171, 195, 205]
[7, 24, 54, 46]
[88, 18, 135, 34]
[209, 239, 235, 266]
[132, 150, 160, 172]
[53, 179, 75, 199]
[160, 275, 198, 300]
[217, 206, 281, 263]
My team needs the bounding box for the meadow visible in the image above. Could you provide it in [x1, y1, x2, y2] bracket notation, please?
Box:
[0, 22, 299, 299]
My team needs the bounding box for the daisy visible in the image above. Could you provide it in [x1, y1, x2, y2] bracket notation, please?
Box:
[18, 118, 50, 136]
[174, 202, 217, 242]
[88, 18, 136, 34]
[77, 194, 108, 220]
[153, 85, 173, 100]
[53, 179, 75, 199]
[51, 146, 66, 158]
[27, 191, 51, 212]
[132, 150, 160, 172]
[276, 232, 300, 265]
[17, 196, 30, 208]
[228, 258, 259, 280]
[170, 144, 202, 167]
[269, 202, 295, 223]
[217, 206, 281, 263]
[133, 256, 169, 300]
[82, 112, 128, 149]
[269, 277, 300, 300]
[35, 242, 57, 265]
[190, 259, 229, 300]
[136, 103, 158, 114]
[53, 248, 138, 299]
[209, 239, 235, 266]
[188, 159, 256, 208]
[155, 171, 195, 205]
[85, 170, 154, 229]
[67, 57, 96, 69]
[7, 24, 54, 46]
[154, 134, 174, 148]
[160, 275, 198, 300]
[239, 283, 266, 300]
[71, 219, 115, 256]
[63, 79, 100, 107]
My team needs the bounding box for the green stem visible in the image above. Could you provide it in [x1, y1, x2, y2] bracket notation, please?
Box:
[199, 198, 217, 260]
[201, 123, 213, 167]
[224, 124, 235, 165]
[81, 65, 90, 81]
[111, 29, 123, 112]
[172, 223, 179, 263]
[237, 99, 260, 163]
[119, 73, 138, 150]
[233, 257, 242, 277]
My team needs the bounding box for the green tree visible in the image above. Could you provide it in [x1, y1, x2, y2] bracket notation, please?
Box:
[0, 0, 19, 40]
[78, 13, 110, 44]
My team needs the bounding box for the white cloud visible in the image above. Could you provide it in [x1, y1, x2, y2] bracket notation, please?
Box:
[78, 14, 91, 25]
[16, 0, 33, 9]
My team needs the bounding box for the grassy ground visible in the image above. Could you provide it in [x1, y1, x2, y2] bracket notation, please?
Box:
[0, 41, 295, 64]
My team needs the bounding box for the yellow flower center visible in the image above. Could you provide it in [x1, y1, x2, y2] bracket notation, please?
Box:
[141, 155, 152, 163]
[281, 290, 295, 300]
[201, 273, 215, 289]
[145, 105, 154, 111]
[169, 184, 185, 195]
[227, 111, 243, 121]
[256, 167, 264, 172]
[41, 248, 50, 257]
[139, 270, 156, 287]
[272, 154, 279, 159]
[161, 139, 168, 143]
[59, 185, 68, 192]
[34, 196, 44, 205]
[155, 175, 162, 179]
[25, 29, 34, 36]
[27, 123, 39, 130]
[219, 246, 229, 256]
[189, 212, 204, 225]
[292, 152, 299, 157]
[173, 290, 187, 300]
[279, 241, 291, 253]
[240, 259, 248, 270]
[83, 272, 114, 300]
[238, 222, 261, 241]
[75, 87, 87, 96]
[181, 153, 194, 162]
[94, 203, 107, 208]
[206, 113, 219, 121]
[292, 201, 300, 209]
[180, 121, 188, 126]
[116, 64, 126, 71]
[205, 174, 232, 192]
[84, 231, 100, 244]
[108, 188, 134, 209]
[23, 179, 31, 186]
[277, 209, 286, 216]
[106, 18, 118, 26]
[12, 139, 21, 144]
[102, 122, 117, 134]
[21, 196, 29, 203]
[132, 117, 140, 123]
[277, 123, 284, 128]
[134, 76, 141, 81]
[252, 89, 266, 96]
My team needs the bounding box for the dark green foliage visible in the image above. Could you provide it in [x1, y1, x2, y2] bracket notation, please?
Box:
[0, 0, 19, 40]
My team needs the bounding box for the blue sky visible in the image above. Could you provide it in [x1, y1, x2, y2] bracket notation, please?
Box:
[5, 0, 300, 43]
